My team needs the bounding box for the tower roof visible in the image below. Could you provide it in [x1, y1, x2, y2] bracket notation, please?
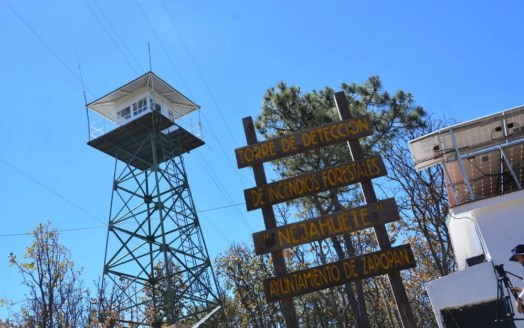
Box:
[87, 71, 199, 122]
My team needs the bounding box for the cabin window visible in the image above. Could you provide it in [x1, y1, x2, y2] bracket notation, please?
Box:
[149, 97, 161, 112]
[117, 97, 159, 123]
[117, 106, 131, 120]
[133, 98, 147, 116]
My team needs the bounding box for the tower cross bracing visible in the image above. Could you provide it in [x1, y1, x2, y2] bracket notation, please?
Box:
[86, 72, 221, 327]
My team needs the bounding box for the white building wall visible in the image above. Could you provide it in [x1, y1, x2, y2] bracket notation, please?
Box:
[112, 86, 176, 126]
[451, 189, 524, 274]
[427, 189, 524, 327]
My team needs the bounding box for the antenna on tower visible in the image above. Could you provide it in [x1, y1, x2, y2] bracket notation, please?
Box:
[74, 45, 90, 140]
[148, 42, 152, 71]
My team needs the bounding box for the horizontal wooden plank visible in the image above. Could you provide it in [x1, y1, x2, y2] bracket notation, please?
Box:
[244, 155, 387, 211]
[263, 244, 416, 303]
[235, 115, 372, 168]
[252, 198, 399, 255]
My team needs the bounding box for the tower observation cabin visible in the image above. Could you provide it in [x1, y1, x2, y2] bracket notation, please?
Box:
[87, 71, 204, 168]
[86, 71, 221, 327]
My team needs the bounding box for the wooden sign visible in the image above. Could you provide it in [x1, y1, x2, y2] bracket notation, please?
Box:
[244, 155, 387, 211]
[236, 92, 417, 328]
[235, 116, 372, 168]
[263, 244, 416, 303]
[252, 198, 400, 255]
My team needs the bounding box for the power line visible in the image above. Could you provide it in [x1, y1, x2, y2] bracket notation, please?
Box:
[0, 0, 254, 246]
[82, 0, 143, 74]
[147, 1, 254, 202]
[157, 0, 249, 189]
[0, 157, 106, 226]
[91, 0, 145, 72]
[0, 225, 107, 238]
[1, 0, 93, 97]
[194, 150, 255, 233]
[199, 212, 231, 245]
[0, 203, 245, 238]
[160, 0, 241, 148]
[132, 0, 193, 96]
[198, 202, 245, 214]
[131, 1, 255, 231]
[199, 114, 250, 188]
[0, 156, 247, 228]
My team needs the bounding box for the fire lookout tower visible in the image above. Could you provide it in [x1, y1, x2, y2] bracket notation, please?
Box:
[86, 71, 221, 327]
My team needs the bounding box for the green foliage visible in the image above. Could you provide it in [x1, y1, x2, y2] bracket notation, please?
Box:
[214, 243, 283, 328]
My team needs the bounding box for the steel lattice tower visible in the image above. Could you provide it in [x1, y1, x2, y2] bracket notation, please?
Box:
[86, 72, 221, 327]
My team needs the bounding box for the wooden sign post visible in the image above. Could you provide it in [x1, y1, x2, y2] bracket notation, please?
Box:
[334, 91, 417, 327]
[241, 117, 300, 328]
[235, 92, 417, 327]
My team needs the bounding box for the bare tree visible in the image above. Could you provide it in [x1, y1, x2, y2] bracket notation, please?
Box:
[7, 222, 89, 327]
[377, 115, 455, 278]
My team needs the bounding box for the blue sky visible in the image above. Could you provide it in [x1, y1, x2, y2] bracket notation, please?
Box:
[1, 0, 524, 318]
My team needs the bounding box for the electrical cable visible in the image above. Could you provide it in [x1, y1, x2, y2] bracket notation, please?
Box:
[0, 0, 94, 97]
[81, 0, 141, 75]
[132, 0, 192, 96]
[194, 150, 255, 232]
[199, 212, 231, 245]
[0, 156, 245, 238]
[0, 203, 245, 238]
[89, 0, 144, 72]
[1, 0, 255, 245]
[133, 0, 250, 191]
[158, 0, 250, 190]
[160, 0, 241, 148]
[128, 0, 256, 234]
[0, 157, 106, 225]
